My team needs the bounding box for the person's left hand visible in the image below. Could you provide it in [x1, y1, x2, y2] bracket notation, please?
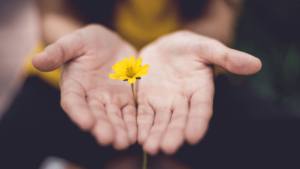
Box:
[136, 30, 262, 155]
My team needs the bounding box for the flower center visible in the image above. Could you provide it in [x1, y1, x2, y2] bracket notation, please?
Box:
[126, 67, 135, 78]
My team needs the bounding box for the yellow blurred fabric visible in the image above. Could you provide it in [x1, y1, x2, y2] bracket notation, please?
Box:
[23, 0, 226, 89]
[113, 0, 181, 50]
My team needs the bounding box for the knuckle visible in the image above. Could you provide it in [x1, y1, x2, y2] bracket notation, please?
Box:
[50, 42, 67, 65]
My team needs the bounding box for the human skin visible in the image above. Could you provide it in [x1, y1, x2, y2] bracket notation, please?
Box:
[137, 30, 261, 155]
[33, 0, 257, 154]
[33, 25, 261, 154]
[33, 25, 138, 150]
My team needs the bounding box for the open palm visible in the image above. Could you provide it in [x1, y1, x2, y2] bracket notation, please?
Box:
[137, 31, 262, 155]
[33, 25, 138, 150]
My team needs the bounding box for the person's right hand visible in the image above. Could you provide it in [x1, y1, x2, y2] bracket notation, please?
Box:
[32, 24, 138, 150]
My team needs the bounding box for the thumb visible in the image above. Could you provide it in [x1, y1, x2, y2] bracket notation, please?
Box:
[201, 40, 262, 75]
[32, 32, 84, 72]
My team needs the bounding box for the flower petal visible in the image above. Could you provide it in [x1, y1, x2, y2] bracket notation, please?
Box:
[133, 57, 143, 73]
[137, 64, 149, 72]
[109, 74, 121, 79]
[116, 61, 126, 69]
[129, 56, 135, 67]
[128, 78, 136, 84]
[122, 57, 129, 68]
[112, 65, 126, 75]
[119, 75, 129, 80]
[135, 70, 148, 77]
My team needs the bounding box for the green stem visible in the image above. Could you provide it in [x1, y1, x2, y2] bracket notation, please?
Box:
[131, 83, 138, 106]
[130, 83, 147, 169]
[143, 149, 147, 169]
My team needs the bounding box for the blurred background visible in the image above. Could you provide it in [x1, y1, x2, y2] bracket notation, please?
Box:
[235, 0, 300, 115]
[0, 0, 39, 118]
[0, 0, 299, 168]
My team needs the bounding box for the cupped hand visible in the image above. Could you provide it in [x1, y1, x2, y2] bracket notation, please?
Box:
[32, 24, 138, 150]
[137, 30, 262, 155]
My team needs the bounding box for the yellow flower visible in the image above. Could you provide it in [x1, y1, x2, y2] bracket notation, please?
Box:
[109, 56, 149, 84]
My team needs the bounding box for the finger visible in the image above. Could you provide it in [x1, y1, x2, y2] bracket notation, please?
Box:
[105, 103, 131, 150]
[32, 31, 85, 72]
[185, 84, 214, 145]
[60, 79, 95, 131]
[137, 104, 155, 145]
[88, 99, 115, 146]
[143, 108, 172, 155]
[200, 40, 262, 75]
[161, 103, 189, 154]
[122, 104, 137, 145]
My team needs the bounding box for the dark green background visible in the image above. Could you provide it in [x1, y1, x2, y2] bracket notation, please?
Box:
[234, 0, 300, 115]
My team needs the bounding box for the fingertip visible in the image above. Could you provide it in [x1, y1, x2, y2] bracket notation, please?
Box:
[77, 114, 95, 131]
[240, 52, 262, 75]
[185, 134, 199, 145]
[92, 120, 115, 146]
[227, 50, 262, 75]
[184, 118, 208, 145]
[96, 137, 113, 147]
[113, 127, 131, 150]
[161, 141, 178, 155]
[113, 134, 131, 150]
[129, 128, 137, 145]
[143, 141, 159, 156]
[32, 44, 65, 72]
[65, 104, 95, 131]
[161, 132, 183, 155]
[113, 143, 130, 151]
[32, 52, 47, 72]
[143, 134, 162, 155]
[126, 125, 137, 145]
[137, 129, 148, 145]
[252, 57, 262, 74]
[185, 132, 199, 145]
[31, 53, 39, 65]
[161, 146, 178, 155]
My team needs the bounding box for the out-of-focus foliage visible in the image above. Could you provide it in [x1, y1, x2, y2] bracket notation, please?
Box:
[234, 0, 300, 114]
